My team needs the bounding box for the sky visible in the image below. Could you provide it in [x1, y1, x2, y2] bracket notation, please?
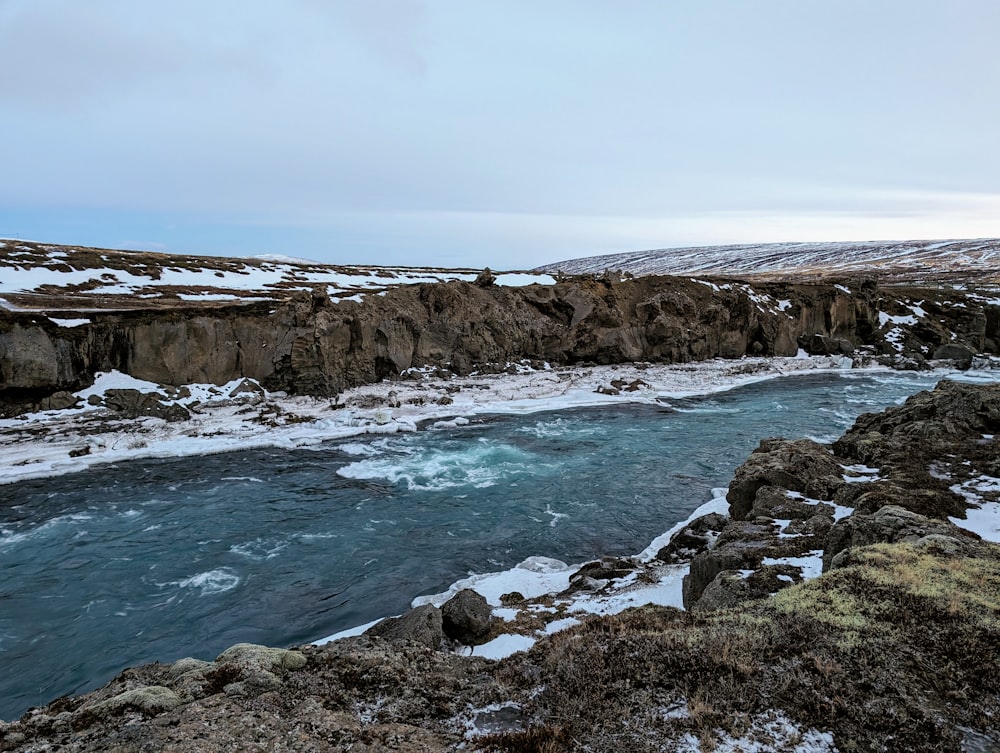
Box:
[2, 0, 1000, 269]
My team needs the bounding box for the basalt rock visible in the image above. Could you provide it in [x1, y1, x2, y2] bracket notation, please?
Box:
[101, 389, 191, 422]
[655, 512, 728, 563]
[685, 380, 1000, 611]
[4, 276, 993, 416]
[365, 604, 445, 650]
[823, 505, 979, 571]
[441, 589, 493, 644]
[726, 438, 844, 520]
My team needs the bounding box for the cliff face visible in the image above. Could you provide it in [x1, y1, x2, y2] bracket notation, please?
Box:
[1, 275, 995, 413]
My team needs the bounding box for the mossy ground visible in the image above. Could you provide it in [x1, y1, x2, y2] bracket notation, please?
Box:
[486, 541, 1000, 752]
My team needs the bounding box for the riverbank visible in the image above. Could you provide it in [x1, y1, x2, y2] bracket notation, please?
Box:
[3, 379, 999, 752]
[0, 354, 880, 486]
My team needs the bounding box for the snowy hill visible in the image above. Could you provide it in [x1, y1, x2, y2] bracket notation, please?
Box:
[537, 238, 1000, 283]
[0, 240, 554, 313]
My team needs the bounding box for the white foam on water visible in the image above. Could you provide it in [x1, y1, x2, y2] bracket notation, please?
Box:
[0, 513, 93, 549]
[229, 538, 289, 560]
[516, 417, 607, 439]
[337, 439, 539, 491]
[175, 568, 241, 595]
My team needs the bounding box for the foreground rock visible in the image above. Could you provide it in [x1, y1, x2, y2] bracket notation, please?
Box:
[3, 383, 1000, 753]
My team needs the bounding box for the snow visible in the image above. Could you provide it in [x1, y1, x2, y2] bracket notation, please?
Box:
[952, 502, 1000, 543]
[537, 238, 1000, 282]
[413, 556, 574, 608]
[761, 551, 825, 580]
[47, 317, 91, 327]
[884, 326, 906, 351]
[674, 710, 838, 752]
[494, 273, 556, 286]
[0, 245, 557, 305]
[542, 617, 581, 634]
[879, 311, 917, 327]
[472, 633, 536, 660]
[948, 475, 1000, 542]
[637, 489, 729, 561]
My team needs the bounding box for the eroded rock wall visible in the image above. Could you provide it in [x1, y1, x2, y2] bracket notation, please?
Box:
[1, 276, 995, 413]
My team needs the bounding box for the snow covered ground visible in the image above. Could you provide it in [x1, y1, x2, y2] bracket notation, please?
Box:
[0, 355, 862, 487]
[538, 237, 1000, 283]
[0, 240, 554, 310]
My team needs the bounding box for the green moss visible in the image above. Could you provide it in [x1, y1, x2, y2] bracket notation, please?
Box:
[85, 685, 181, 715]
[847, 542, 1000, 628]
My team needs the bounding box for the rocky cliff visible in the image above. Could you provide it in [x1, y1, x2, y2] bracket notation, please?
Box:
[3, 273, 996, 415]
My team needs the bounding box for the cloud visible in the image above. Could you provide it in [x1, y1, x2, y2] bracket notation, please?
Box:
[0, 1, 267, 109]
[298, 0, 430, 76]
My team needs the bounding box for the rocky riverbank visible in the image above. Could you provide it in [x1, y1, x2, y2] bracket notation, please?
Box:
[3, 380, 998, 753]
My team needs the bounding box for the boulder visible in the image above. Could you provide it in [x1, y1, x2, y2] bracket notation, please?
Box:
[932, 343, 975, 368]
[726, 438, 843, 520]
[823, 505, 976, 571]
[38, 390, 79, 411]
[102, 389, 191, 422]
[749, 486, 835, 521]
[797, 333, 855, 356]
[441, 589, 493, 644]
[365, 604, 445, 650]
[82, 686, 181, 716]
[655, 513, 728, 563]
[682, 522, 777, 609]
[692, 565, 800, 612]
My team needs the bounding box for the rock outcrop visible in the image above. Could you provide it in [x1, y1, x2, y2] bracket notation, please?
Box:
[3, 274, 996, 416]
[684, 380, 1000, 610]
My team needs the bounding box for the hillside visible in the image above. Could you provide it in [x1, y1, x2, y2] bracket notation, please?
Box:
[537, 238, 1000, 284]
[0, 240, 551, 314]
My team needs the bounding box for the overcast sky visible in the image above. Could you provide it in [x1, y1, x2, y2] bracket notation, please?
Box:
[2, 1, 999, 269]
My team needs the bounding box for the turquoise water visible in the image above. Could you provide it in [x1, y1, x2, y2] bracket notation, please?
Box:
[0, 370, 978, 719]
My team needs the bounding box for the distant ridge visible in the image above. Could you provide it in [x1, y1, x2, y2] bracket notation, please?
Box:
[536, 238, 1000, 283]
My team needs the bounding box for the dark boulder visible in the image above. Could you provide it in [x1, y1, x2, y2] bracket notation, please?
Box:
[797, 333, 855, 356]
[38, 390, 79, 411]
[567, 557, 637, 593]
[102, 389, 191, 422]
[441, 589, 493, 644]
[727, 438, 843, 520]
[692, 564, 801, 612]
[365, 604, 444, 650]
[932, 342, 975, 368]
[823, 505, 978, 571]
[655, 513, 728, 563]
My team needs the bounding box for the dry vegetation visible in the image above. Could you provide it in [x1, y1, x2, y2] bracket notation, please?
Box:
[484, 540, 1000, 752]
